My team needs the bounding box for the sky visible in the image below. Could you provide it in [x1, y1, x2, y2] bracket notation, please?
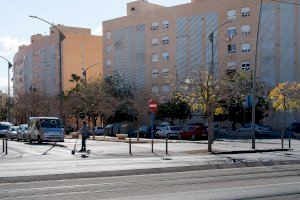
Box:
[0, 0, 191, 90]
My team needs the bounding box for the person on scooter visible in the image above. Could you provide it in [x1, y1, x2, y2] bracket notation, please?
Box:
[79, 121, 89, 152]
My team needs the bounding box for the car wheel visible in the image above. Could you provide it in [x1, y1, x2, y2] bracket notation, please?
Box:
[17, 138, 19, 142]
[38, 136, 42, 144]
[167, 134, 171, 139]
[192, 134, 195, 140]
[155, 133, 159, 138]
[178, 134, 182, 140]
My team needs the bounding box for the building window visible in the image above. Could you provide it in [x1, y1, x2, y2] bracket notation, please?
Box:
[227, 27, 237, 38]
[241, 43, 250, 52]
[241, 25, 250, 35]
[152, 53, 159, 62]
[106, 60, 112, 67]
[241, 61, 250, 70]
[228, 61, 237, 69]
[106, 45, 112, 53]
[162, 52, 169, 61]
[131, 7, 135, 11]
[106, 31, 112, 39]
[152, 38, 159, 46]
[162, 20, 169, 29]
[241, 7, 250, 17]
[152, 69, 159, 78]
[152, 85, 159, 94]
[162, 36, 170, 45]
[228, 44, 237, 54]
[151, 22, 159, 30]
[162, 68, 169, 78]
[162, 84, 170, 93]
[227, 10, 236, 20]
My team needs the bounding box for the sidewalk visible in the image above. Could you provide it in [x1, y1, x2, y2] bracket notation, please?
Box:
[0, 138, 299, 183]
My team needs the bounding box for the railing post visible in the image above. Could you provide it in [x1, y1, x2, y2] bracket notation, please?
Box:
[5, 138, 8, 155]
[289, 135, 291, 149]
[166, 138, 168, 155]
[151, 139, 154, 153]
[2, 138, 4, 153]
[129, 138, 132, 155]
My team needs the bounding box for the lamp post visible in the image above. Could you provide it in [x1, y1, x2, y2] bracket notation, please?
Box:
[206, 20, 232, 152]
[251, 0, 263, 150]
[29, 15, 65, 118]
[0, 56, 13, 122]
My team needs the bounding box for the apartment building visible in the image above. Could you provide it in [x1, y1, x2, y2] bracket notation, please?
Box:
[13, 25, 103, 98]
[103, 0, 300, 93]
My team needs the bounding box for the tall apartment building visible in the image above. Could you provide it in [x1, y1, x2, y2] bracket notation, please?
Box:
[103, 0, 300, 92]
[13, 25, 103, 98]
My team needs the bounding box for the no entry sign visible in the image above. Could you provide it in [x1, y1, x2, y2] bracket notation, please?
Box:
[148, 100, 158, 112]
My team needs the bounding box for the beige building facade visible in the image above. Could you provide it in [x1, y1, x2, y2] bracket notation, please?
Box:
[103, 0, 300, 91]
[103, 0, 300, 126]
[13, 25, 103, 98]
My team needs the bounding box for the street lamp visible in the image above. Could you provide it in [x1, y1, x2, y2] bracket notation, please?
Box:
[0, 56, 13, 122]
[206, 20, 233, 152]
[208, 20, 233, 76]
[29, 15, 65, 118]
[251, 0, 263, 150]
[81, 62, 102, 83]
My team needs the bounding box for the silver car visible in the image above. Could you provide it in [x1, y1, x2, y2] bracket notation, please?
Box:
[6, 126, 19, 140]
[17, 124, 29, 142]
[155, 126, 182, 139]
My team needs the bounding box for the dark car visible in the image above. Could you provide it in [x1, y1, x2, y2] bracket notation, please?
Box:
[136, 126, 158, 138]
[179, 125, 208, 140]
[286, 122, 300, 138]
[0, 122, 12, 138]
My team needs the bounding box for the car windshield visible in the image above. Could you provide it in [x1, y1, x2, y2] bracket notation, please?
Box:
[40, 119, 63, 128]
[0, 124, 10, 130]
[170, 127, 181, 131]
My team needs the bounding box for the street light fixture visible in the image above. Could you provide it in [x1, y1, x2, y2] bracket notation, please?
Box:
[0, 56, 13, 122]
[29, 15, 65, 118]
[81, 62, 102, 83]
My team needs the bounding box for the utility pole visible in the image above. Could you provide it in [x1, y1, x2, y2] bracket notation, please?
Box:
[0, 56, 13, 122]
[252, 0, 263, 149]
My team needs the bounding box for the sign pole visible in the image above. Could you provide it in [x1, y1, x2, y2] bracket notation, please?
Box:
[151, 111, 154, 153]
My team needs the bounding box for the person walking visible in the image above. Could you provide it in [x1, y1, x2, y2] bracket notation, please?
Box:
[79, 121, 89, 152]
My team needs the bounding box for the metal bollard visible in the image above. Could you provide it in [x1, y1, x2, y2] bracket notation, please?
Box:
[2, 138, 4, 153]
[5, 138, 8, 155]
[129, 138, 132, 155]
[166, 138, 168, 155]
[151, 139, 154, 153]
[289, 136, 291, 149]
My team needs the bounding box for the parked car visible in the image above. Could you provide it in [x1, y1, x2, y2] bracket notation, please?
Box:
[6, 126, 19, 140]
[237, 124, 272, 137]
[94, 126, 104, 136]
[135, 126, 158, 138]
[17, 124, 29, 142]
[157, 122, 171, 131]
[0, 122, 12, 138]
[179, 125, 208, 140]
[155, 126, 182, 139]
[286, 122, 300, 138]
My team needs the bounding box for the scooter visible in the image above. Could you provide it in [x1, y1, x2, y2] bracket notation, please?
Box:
[71, 132, 91, 157]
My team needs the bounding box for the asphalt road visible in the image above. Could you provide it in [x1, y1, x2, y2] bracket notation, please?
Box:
[0, 164, 299, 200]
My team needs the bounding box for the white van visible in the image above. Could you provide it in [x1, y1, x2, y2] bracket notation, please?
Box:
[28, 117, 64, 143]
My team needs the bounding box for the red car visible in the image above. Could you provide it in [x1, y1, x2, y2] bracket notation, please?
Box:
[178, 126, 208, 140]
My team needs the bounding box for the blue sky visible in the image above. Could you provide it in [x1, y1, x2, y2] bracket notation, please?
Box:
[0, 0, 190, 90]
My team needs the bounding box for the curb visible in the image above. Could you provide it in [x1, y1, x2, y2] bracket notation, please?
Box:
[1, 159, 300, 184]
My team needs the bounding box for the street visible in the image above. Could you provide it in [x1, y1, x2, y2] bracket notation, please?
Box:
[0, 164, 299, 200]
